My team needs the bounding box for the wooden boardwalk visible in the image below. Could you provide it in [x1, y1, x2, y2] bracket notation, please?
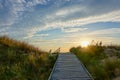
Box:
[48, 53, 93, 80]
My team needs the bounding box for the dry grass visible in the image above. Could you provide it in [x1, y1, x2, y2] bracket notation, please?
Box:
[0, 35, 44, 54]
[0, 35, 57, 80]
[70, 42, 120, 80]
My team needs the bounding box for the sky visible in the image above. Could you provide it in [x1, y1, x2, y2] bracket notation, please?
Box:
[0, 0, 120, 52]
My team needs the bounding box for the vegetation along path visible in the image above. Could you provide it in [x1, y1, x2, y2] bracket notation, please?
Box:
[48, 53, 93, 80]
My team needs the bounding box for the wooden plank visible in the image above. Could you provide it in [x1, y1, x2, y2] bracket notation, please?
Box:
[48, 53, 93, 80]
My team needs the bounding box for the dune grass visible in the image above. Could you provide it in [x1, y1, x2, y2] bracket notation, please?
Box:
[0, 36, 57, 80]
[70, 42, 120, 80]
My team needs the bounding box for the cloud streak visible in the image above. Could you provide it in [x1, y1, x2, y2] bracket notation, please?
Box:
[43, 10, 120, 30]
[61, 27, 88, 33]
[89, 28, 120, 35]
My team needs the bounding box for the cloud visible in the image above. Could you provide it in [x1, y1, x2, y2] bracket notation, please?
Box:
[26, 0, 48, 7]
[55, 6, 85, 16]
[32, 38, 79, 44]
[43, 10, 120, 30]
[1, 0, 120, 42]
[61, 27, 88, 33]
[38, 0, 120, 32]
[0, 0, 49, 27]
[36, 34, 49, 37]
[89, 28, 120, 35]
[44, 0, 120, 20]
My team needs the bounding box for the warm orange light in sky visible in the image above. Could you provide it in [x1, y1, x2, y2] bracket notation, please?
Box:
[81, 41, 89, 47]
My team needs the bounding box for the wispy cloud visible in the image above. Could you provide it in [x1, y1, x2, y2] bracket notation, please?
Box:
[61, 27, 88, 33]
[89, 28, 120, 35]
[43, 10, 120, 30]
[0, 0, 49, 26]
[55, 6, 85, 16]
[36, 34, 49, 37]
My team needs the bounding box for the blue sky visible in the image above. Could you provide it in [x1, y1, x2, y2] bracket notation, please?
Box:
[0, 0, 120, 52]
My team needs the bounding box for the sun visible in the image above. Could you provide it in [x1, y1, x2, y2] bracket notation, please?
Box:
[81, 41, 89, 47]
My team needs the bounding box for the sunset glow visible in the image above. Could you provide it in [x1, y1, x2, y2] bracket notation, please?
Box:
[81, 41, 89, 47]
[0, 0, 120, 52]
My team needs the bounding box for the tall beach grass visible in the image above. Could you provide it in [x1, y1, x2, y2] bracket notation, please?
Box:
[0, 36, 57, 80]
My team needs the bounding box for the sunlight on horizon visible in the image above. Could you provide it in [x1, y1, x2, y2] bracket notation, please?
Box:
[81, 41, 90, 48]
[0, 0, 120, 52]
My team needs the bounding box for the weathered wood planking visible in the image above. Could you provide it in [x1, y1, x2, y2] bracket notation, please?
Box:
[48, 53, 94, 80]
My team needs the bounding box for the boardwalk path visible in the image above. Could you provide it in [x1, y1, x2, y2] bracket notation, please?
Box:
[49, 53, 93, 80]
